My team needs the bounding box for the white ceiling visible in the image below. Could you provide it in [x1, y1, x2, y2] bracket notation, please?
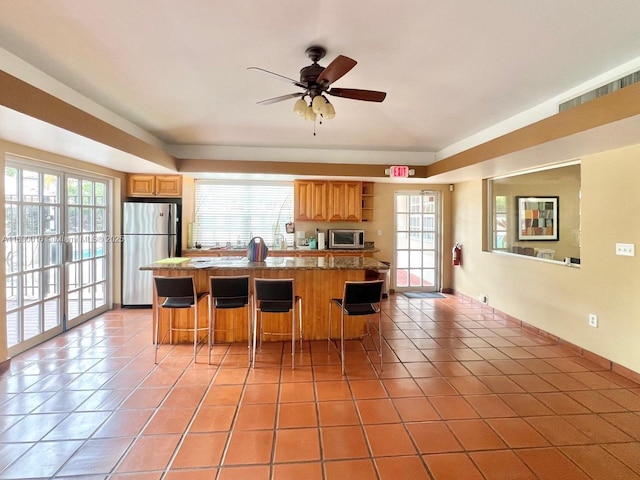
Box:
[2, 0, 640, 177]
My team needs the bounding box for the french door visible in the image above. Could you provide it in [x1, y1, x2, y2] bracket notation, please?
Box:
[5, 160, 111, 356]
[394, 191, 441, 292]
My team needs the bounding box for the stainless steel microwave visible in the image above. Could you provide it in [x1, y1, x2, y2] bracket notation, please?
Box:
[328, 229, 365, 249]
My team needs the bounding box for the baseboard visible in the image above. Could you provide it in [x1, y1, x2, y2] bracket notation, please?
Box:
[451, 290, 640, 383]
[0, 357, 10, 375]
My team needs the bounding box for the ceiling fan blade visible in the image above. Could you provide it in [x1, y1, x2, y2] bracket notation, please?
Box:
[327, 88, 387, 102]
[256, 92, 304, 105]
[316, 55, 357, 85]
[247, 67, 307, 89]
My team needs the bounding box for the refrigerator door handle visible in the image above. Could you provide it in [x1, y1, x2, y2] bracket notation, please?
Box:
[167, 207, 173, 257]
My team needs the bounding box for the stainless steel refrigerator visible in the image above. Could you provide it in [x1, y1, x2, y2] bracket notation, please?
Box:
[122, 202, 178, 306]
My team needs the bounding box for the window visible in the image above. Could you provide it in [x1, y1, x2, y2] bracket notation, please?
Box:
[193, 181, 293, 247]
[487, 162, 581, 262]
[493, 195, 507, 250]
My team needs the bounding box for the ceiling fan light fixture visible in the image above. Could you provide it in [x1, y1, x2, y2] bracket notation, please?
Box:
[304, 104, 316, 121]
[322, 101, 335, 119]
[311, 95, 327, 114]
[293, 97, 307, 116]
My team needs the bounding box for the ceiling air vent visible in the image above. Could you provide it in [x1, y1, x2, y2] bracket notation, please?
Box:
[559, 70, 640, 112]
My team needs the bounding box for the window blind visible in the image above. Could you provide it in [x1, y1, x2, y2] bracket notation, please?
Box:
[193, 181, 293, 247]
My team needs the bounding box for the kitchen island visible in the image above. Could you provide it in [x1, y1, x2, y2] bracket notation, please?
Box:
[143, 256, 389, 344]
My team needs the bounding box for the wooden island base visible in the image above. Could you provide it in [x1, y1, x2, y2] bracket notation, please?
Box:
[143, 256, 389, 344]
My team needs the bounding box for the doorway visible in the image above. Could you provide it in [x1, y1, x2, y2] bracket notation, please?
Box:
[394, 190, 441, 292]
[5, 160, 111, 356]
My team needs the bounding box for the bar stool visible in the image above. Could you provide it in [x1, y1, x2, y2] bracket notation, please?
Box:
[153, 276, 209, 364]
[209, 275, 252, 365]
[252, 278, 303, 369]
[328, 280, 384, 375]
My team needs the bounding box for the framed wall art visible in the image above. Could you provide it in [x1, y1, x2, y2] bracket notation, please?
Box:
[516, 196, 559, 241]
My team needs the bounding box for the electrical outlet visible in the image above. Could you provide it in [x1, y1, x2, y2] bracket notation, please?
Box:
[615, 243, 635, 256]
[588, 313, 598, 328]
[479, 294, 488, 304]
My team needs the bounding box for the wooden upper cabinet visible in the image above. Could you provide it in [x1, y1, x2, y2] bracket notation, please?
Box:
[127, 174, 182, 197]
[327, 181, 362, 221]
[294, 180, 327, 221]
[155, 175, 182, 196]
[127, 174, 155, 196]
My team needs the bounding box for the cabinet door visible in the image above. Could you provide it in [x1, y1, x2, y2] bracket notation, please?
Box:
[294, 180, 327, 221]
[327, 181, 362, 221]
[155, 175, 182, 196]
[127, 175, 155, 196]
[343, 181, 362, 221]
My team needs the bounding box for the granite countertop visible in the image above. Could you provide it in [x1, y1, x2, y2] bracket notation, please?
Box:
[184, 247, 379, 253]
[142, 256, 389, 271]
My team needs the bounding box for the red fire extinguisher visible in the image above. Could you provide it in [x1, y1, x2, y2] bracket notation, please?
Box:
[452, 243, 462, 266]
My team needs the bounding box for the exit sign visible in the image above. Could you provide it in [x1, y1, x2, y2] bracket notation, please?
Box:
[389, 165, 410, 178]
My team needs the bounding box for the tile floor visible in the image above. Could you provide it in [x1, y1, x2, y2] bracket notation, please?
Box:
[0, 294, 639, 479]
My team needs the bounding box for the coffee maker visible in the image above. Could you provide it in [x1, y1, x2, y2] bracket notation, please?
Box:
[295, 231, 308, 248]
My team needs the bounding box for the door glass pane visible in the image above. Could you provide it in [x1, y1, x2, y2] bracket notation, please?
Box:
[82, 180, 93, 205]
[82, 260, 93, 285]
[95, 208, 106, 231]
[422, 269, 435, 286]
[82, 207, 93, 232]
[5, 204, 18, 236]
[44, 299, 60, 330]
[409, 269, 422, 286]
[6, 275, 19, 308]
[23, 304, 41, 341]
[67, 291, 80, 320]
[44, 268, 59, 298]
[68, 207, 81, 233]
[6, 240, 19, 274]
[82, 286, 93, 314]
[22, 205, 40, 236]
[67, 178, 79, 205]
[43, 174, 59, 203]
[95, 283, 106, 308]
[95, 257, 106, 281]
[67, 262, 80, 289]
[409, 250, 422, 267]
[423, 250, 435, 268]
[43, 238, 61, 267]
[396, 231, 409, 250]
[6, 312, 19, 348]
[23, 270, 40, 305]
[5, 167, 18, 201]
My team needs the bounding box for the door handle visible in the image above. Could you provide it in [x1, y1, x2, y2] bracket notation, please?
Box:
[63, 241, 73, 264]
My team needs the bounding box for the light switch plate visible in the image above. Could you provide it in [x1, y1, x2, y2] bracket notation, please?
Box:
[615, 243, 635, 256]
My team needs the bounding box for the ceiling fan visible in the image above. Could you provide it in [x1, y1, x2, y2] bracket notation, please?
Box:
[248, 45, 386, 121]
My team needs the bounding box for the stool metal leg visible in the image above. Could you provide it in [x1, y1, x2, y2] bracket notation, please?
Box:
[291, 309, 295, 370]
[298, 298, 303, 352]
[327, 301, 333, 353]
[246, 299, 252, 366]
[154, 304, 160, 364]
[340, 310, 346, 376]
